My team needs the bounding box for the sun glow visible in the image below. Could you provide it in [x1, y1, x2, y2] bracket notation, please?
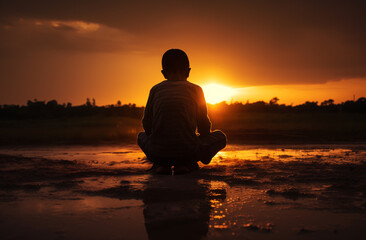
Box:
[202, 83, 237, 104]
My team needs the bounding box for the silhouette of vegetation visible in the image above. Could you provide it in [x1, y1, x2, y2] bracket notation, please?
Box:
[0, 98, 144, 120]
[0, 97, 365, 145]
[206, 97, 366, 144]
[206, 97, 366, 115]
[0, 97, 365, 120]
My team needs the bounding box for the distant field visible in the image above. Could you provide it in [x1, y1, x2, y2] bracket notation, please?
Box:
[0, 116, 142, 145]
[1, 112, 366, 145]
[211, 112, 366, 144]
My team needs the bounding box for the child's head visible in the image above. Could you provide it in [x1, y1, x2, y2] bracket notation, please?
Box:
[161, 49, 191, 80]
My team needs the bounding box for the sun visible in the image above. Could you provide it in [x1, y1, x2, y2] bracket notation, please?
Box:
[202, 83, 237, 104]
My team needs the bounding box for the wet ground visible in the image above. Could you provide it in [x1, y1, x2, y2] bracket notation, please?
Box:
[0, 144, 365, 239]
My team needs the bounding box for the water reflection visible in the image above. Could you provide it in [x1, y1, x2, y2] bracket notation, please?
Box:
[213, 145, 365, 165]
[142, 175, 226, 240]
[1, 144, 364, 167]
[0, 144, 365, 239]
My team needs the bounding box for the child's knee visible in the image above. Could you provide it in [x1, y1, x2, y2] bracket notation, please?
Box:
[137, 132, 148, 149]
[212, 130, 227, 147]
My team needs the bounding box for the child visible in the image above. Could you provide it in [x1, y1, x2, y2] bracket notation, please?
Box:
[138, 49, 226, 174]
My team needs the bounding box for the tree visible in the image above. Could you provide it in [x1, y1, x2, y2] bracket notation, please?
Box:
[269, 97, 279, 105]
[86, 98, 92, 107]
[321, 99, 334, 106]
[46, 100, 58, 108]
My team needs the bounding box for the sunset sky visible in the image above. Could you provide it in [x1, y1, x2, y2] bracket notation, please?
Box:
[1, 0, 366, 106]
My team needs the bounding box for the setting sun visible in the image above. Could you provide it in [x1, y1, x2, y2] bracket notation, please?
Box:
[202, 83, 237, 104]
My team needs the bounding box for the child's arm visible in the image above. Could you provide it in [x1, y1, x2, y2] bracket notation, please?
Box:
[142, 88, 154, 136]
[197, 87, 212, 137]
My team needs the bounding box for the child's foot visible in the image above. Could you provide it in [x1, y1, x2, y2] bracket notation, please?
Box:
[200, 144, 213, 164]
[174, 165, 190, 175]
[155, 165, 172, 175]
[174, 162, 199, 175]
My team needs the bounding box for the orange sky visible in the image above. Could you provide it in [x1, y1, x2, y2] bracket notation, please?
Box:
[0, 1, 365, 106]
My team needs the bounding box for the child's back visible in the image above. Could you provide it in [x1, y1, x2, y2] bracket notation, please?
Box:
[142, 80, 210, 159]
[138, 49, 226, 174]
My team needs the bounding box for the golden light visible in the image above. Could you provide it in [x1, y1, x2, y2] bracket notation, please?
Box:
[202, 83, 237, 104]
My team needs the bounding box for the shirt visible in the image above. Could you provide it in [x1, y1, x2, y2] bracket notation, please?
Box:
[142, 80, 211, 158]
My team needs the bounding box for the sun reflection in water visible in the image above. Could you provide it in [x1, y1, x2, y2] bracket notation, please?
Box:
[209, 146, 362, 165]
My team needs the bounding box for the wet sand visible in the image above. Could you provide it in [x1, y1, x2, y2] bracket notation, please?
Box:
[0, 144, 365, 239]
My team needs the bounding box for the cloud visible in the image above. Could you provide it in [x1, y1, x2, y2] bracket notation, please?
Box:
[50, 20, 100, 32]
[0, 0, 366, 86]
[0, 18, 136, 54]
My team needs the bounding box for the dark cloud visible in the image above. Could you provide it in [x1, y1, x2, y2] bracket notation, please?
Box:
[1, 0, 366, 87]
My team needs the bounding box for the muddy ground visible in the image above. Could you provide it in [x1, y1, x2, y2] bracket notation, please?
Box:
[0, 144, 365, 239]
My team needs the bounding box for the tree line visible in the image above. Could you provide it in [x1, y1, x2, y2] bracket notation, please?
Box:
[0, 97, 365, 119]
[208, 97, 366, 114]
[0, 99, 144, 119]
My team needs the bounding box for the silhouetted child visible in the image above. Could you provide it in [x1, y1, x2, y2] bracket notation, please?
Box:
[138, 49, 226, 174]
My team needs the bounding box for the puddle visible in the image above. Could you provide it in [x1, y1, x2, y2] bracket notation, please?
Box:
[0, 144, 365, 239]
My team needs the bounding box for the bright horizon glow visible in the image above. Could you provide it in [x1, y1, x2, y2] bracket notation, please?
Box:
[1, 3, 366, 107]
[202, 83, 238, 104]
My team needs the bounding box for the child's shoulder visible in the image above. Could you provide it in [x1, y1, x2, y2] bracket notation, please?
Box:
[185, 81, 202, 90]
[150, 80, 167, 89]
[151, 80, 202, 91]
[149, 81, 165, 93]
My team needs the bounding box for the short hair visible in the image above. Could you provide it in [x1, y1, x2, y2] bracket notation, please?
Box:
[162, 49, 190, 73]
